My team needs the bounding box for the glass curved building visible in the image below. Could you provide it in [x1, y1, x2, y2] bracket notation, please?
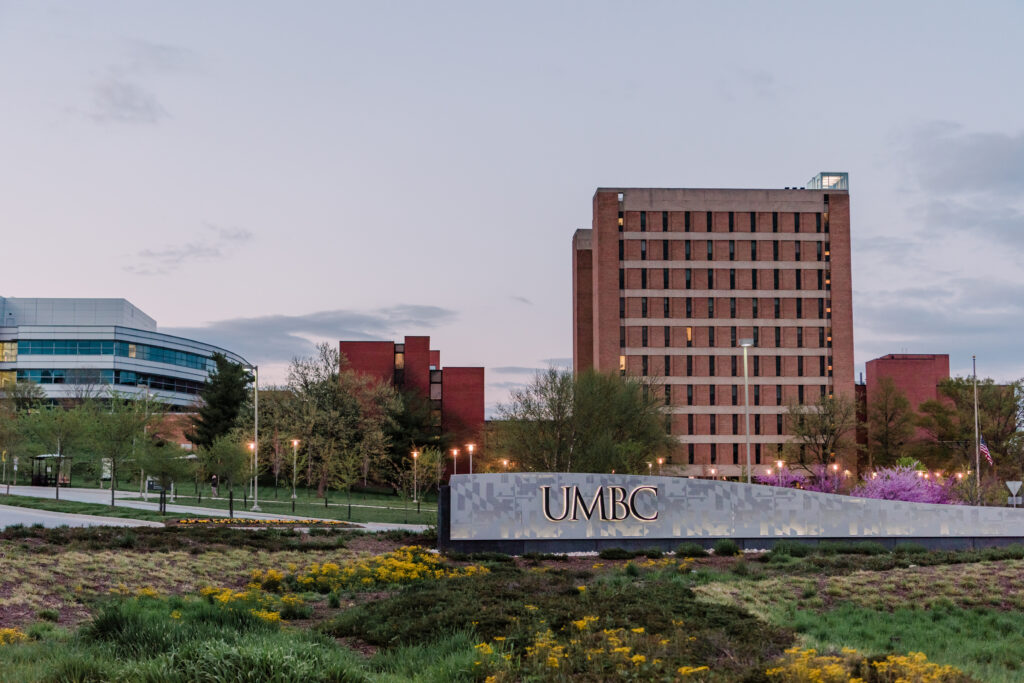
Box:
[0, 298, 247, 407]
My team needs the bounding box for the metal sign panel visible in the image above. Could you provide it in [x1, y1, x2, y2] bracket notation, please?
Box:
[448, 473, 1024, 542]
[1007, 481, 1022, 496]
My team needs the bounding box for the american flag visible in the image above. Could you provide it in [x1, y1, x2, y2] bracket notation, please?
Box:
[980, 435, 993, 466]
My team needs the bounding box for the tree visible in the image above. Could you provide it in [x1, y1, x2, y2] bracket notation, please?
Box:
[87, 393, 159, 506]
[138, 440, 196, 496]
[495, 368, 673, 474]
[286, 343, 399, 496]
[915, 377, 1021, 480]
[866, 378, 915, 470]
[782, 394, 857, 472]
[199, 435, 248, 491]
[20, 404, 89, 500]
[851, 465, 959, 504]
[187, 353, 250, 449]
[2, 381, 46, 412]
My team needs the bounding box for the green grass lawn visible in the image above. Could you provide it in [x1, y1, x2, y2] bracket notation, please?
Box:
[0, 494, 193, 524]
[131, 491, 438, 525]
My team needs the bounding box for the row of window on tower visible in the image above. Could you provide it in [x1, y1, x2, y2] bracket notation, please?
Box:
[628, 354, 834, 381]
[620, 325, 833, 350]
[621, 296, 832, 320]
[620, 210, 829, 234]
[685, 443, 771, 466]
[618, 266, 831, 291]
[622, 238, 831, 263]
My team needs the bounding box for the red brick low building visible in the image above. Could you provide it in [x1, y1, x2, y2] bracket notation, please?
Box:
[865, 353, 950, 442]
[340, 336, 484, 443]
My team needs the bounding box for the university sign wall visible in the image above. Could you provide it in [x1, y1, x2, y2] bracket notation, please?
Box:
[439, 472, 1024, 554]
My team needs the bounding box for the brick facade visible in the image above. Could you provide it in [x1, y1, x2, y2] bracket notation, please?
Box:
[573, 179, 855, 477]
[341, 336, 485, 445]
[865, 353, 950, 442]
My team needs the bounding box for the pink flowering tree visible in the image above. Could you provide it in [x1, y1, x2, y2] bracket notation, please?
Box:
[803, 465, 844, 494]
[851, 465, 960, 504]
[754, 468, 806, 488]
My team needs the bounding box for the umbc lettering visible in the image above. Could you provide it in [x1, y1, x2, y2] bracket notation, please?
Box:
[541, 485, 658, 522]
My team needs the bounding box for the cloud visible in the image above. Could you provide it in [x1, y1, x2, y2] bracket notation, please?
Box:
[917, 200, 1024, 250]
[718, 67, 779, 102]
[491, 366, 541, 375]
[487, 380, 530, 391]
[91, 79, 167, 124]
[541, 357, 573, 368]
[162, 305, 458, 367]
[510, 295, 533, 305]
[86, 39, 197, 125]
[904, 123, 1024, 197]
[856, 277, 1024, 381]
[125, 225, 253, 275]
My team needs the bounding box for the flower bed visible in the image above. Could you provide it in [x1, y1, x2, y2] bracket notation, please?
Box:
[174, 517, 355, 527]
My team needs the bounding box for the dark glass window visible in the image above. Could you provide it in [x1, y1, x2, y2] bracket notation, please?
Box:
[662, 211, 668, 231]
[816, 213, 822, 233]
[640, 240, 647, 260]
[684, 211, 691, 232]
[663, 268, 669, 288]
[728, 212, 734, 232]
[710, 414, 716, 434]
[641, 297, 648, 317]
[797, 328, 803, 347]
[751, 241, 757, 259]
[685, 240, 691, 260]
[794, 213, 800, 232]
[619, 297, 625, 317]
[819, 299, 825, 318]
[733, 443, 739, 464]
[798, 385, 805, 403]
[796, 299, 803, 318]
[641, 269, 647, 288]
[729, 240, 735, 261]
[773, 240, 779, 260]
[773, 269, 780, 289]
[776, 385, 783, 404]
[753, 327, 759, 346]
[754, 385, 760, 406]
[775, 327, 781, 347]
[730, 327, 737, 347]
[707, 241, 713, 259]
[753, 356, 760, 376]
[776, 356, 782, 375]
[687, 385, 693, 406]
[752, 299, 759, 318]
[797, 356, 804, 374]
[795, 242, 802, 261]
[774, 298, 780, 318]
[620, 327, 625, 347]
[731, 356, 737, 376]
[708, 298, 715, 317]
[686, 356, 693, 375]
[772, 212, 778, 233]
[640, 211, 647, 232]
[664, 327, 670, 346]
[709, 327, 716, 346]
[709, 385, 716, 404]
[730, 298, 736, 318]
[664, 298, 670, 317]
[688, 443, 695, 464]
[750, 211, 756, 231]
[707, 269, 714, 288]
[686, 297, 692, 317]
[685, 269, 692, 289]
[706, 212, 712, 231]
[729, 269, 736, 289]
[618, 240, 624, 260]
[619, 269, 625, 288]
[663, 239, 669, 259]
[708, 356, 716, 376]
[642, 327, 648, 347]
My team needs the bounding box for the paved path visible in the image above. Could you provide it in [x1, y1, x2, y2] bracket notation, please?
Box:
[0, 486, 430, 533]
[0, 503, 163, 529]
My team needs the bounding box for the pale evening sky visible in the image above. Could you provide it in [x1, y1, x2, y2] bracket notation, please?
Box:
[2, 1, 1022, 415]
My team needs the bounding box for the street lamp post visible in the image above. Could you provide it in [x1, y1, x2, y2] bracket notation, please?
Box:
[467, 443, 474, 474]
[740, 339, 754, 484]
[657, 457, 664, 475]
[291, 440, 299, 500]
[411, 450, 419, 510]
[251, 364, 260, 512]
[502, 459, 509, 470]
[452, 448, 458, 476]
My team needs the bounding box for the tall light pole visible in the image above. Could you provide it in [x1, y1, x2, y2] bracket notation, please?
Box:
[657, 457, 664, 475]
[411, 450, 419, 505]
[467, 443, 475, 474]
[291, 440, 299, 500]
[251, 364, 259, 511]
[452, 448, 458, 476]
[740, 339, 754, 484]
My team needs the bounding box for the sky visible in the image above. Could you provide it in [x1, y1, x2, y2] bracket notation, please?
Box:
[2, 1, 1023, 415]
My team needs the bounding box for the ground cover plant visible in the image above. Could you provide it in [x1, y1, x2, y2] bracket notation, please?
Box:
[0, 528, 1019, 681]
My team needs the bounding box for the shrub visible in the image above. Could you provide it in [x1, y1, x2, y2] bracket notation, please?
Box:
[712, 539, 740, 556]
[894, 542, 929, 555]
[624, 562, 640, 577]
[817, 541, 888, 556]
[37, 608, 59, 623]
[676, 542, 708, 558]
[770, 540, 811, 558]
[852, 465, 959, 504]
[641, 547, 664, 559]
[327, 592, 341, 609]
[598, 548, 637, 560]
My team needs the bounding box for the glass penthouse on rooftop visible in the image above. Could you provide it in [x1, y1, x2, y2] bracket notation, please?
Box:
[0, 298, 247, 407]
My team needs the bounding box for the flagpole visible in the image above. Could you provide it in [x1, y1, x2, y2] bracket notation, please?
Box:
[973, 355, 980, 504]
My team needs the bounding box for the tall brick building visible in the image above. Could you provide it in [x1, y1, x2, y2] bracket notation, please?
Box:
[340, 336, 485, 443]
[572, 173, 855, 477]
